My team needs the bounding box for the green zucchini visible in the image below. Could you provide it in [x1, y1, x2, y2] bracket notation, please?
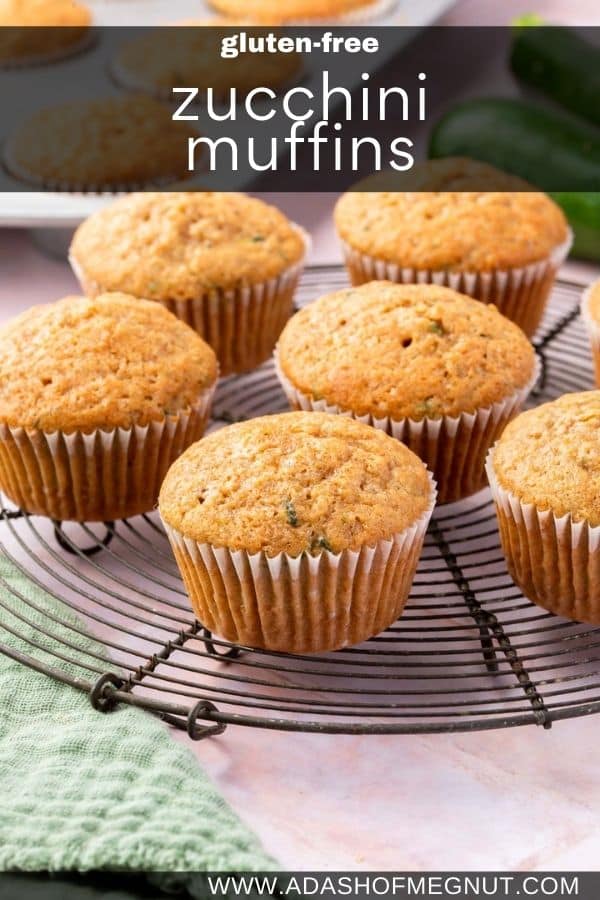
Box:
[429, 97, 600, 192]
[511, 25, 600, 127]
[549, 192, 600, 262]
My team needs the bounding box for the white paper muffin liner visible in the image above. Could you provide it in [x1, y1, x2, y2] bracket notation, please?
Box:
[0, 388, 215, 522]
[340, 231, 573, 338]
[486, 448, 600, 623]
[275, 352, 541, 505]
[580, 281, 600, 386]
[71, 227, 310, 376]
[162, 471, 435, 654]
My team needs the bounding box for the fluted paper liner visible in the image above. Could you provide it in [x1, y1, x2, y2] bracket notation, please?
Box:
[486, 449, 600, 624]
[580, 282, 600, 386]
[340, 232, 573, 338]
[71, 228, 310, 376]
[162, 473, 435, 655]
[0, 388, 215, 522]
[275, 352, 541, 505]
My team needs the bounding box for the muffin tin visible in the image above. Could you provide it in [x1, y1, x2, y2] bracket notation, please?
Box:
[0, 0, 455, 229]
[1, 263, 598, 738]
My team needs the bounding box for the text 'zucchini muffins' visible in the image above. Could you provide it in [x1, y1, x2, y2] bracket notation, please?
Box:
[70, 192, 308, 375]
[159, 411, 435, 653]
[276, 281, 538, 504]
[487, 392, 600, 624]
[4, 96, 196, 192]
[0, 293, 217, 522]
[581, 280, 600, 385]
[335, 158, 571, 337]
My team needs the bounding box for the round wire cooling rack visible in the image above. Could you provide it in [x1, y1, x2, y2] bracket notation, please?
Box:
[0, 267, 598, 739]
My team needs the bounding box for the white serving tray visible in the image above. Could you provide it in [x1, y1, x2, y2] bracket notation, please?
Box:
[0, 0, 455, 228]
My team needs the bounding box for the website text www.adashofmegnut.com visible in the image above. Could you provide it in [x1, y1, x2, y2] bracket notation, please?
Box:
[204, 873, 583, 899]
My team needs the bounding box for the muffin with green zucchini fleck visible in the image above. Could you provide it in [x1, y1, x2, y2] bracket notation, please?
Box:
[276, 281, 538, 504]
[159, 411, 435, 653]
[208, 0, 393, 23]
[487, 391, 600, 623]
[334, 158, 571, 337]
[0, 293, 217, 522]
[70, 192, 308, 375]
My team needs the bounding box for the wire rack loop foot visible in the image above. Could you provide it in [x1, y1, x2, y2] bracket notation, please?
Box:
[89, 672, 125, 713]
[187, 700, 227, 740]
[0, 507, 24, 521]
[53, 520, 116, 556]
[199, 627, 242, 662]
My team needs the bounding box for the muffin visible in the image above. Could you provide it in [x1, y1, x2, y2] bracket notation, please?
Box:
[111, 20, 302, 101]
[0, 293, 217, 522]
[3, 95, 196, 191]
[208, 0, 393, 23]
[0, 0, 92, 66]
[159, 411, 435, 653]
[487, 391, 600, 623]
[70, 192, 308, 375]
[334, 158, 572, 337]
[581, 280, 600, 385]
[276, 282, 538, 504]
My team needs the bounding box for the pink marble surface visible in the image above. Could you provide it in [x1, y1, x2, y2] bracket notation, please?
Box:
[440, 0, 600, 25]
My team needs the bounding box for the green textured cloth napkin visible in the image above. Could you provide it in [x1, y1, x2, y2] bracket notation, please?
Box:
[0, 552, 276, 877]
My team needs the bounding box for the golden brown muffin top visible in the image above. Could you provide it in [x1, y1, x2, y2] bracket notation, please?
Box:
[70, 192, 306, 299]
[584, 280, 600, 323]
[335, 158, 569, 272]
[5, 95, 195, 190]
[113, 21, 301, 98]
[278, 282, 536, 421]
[159, 411, 433, 557]
[0, 293, 217, 433]
[492, 392, 600, 526]
[208, 0, 371, 22]
[0, 0, 91, 26]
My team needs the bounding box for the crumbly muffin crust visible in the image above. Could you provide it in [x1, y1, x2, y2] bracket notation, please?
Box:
[70, 192, 306, 299]
[335, 158, 569, 272]
[5, 95, 196, 189]
[278, 281, 536, 420]
[492, 391, 600, 526]
[0, 293, 217, 432]
[159, 411, 432, 557]
[114, 21, 301, 97]
[208, 0, 372, 22]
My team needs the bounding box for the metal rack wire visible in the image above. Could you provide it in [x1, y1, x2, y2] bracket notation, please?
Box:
[0, 267, 597, 739]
